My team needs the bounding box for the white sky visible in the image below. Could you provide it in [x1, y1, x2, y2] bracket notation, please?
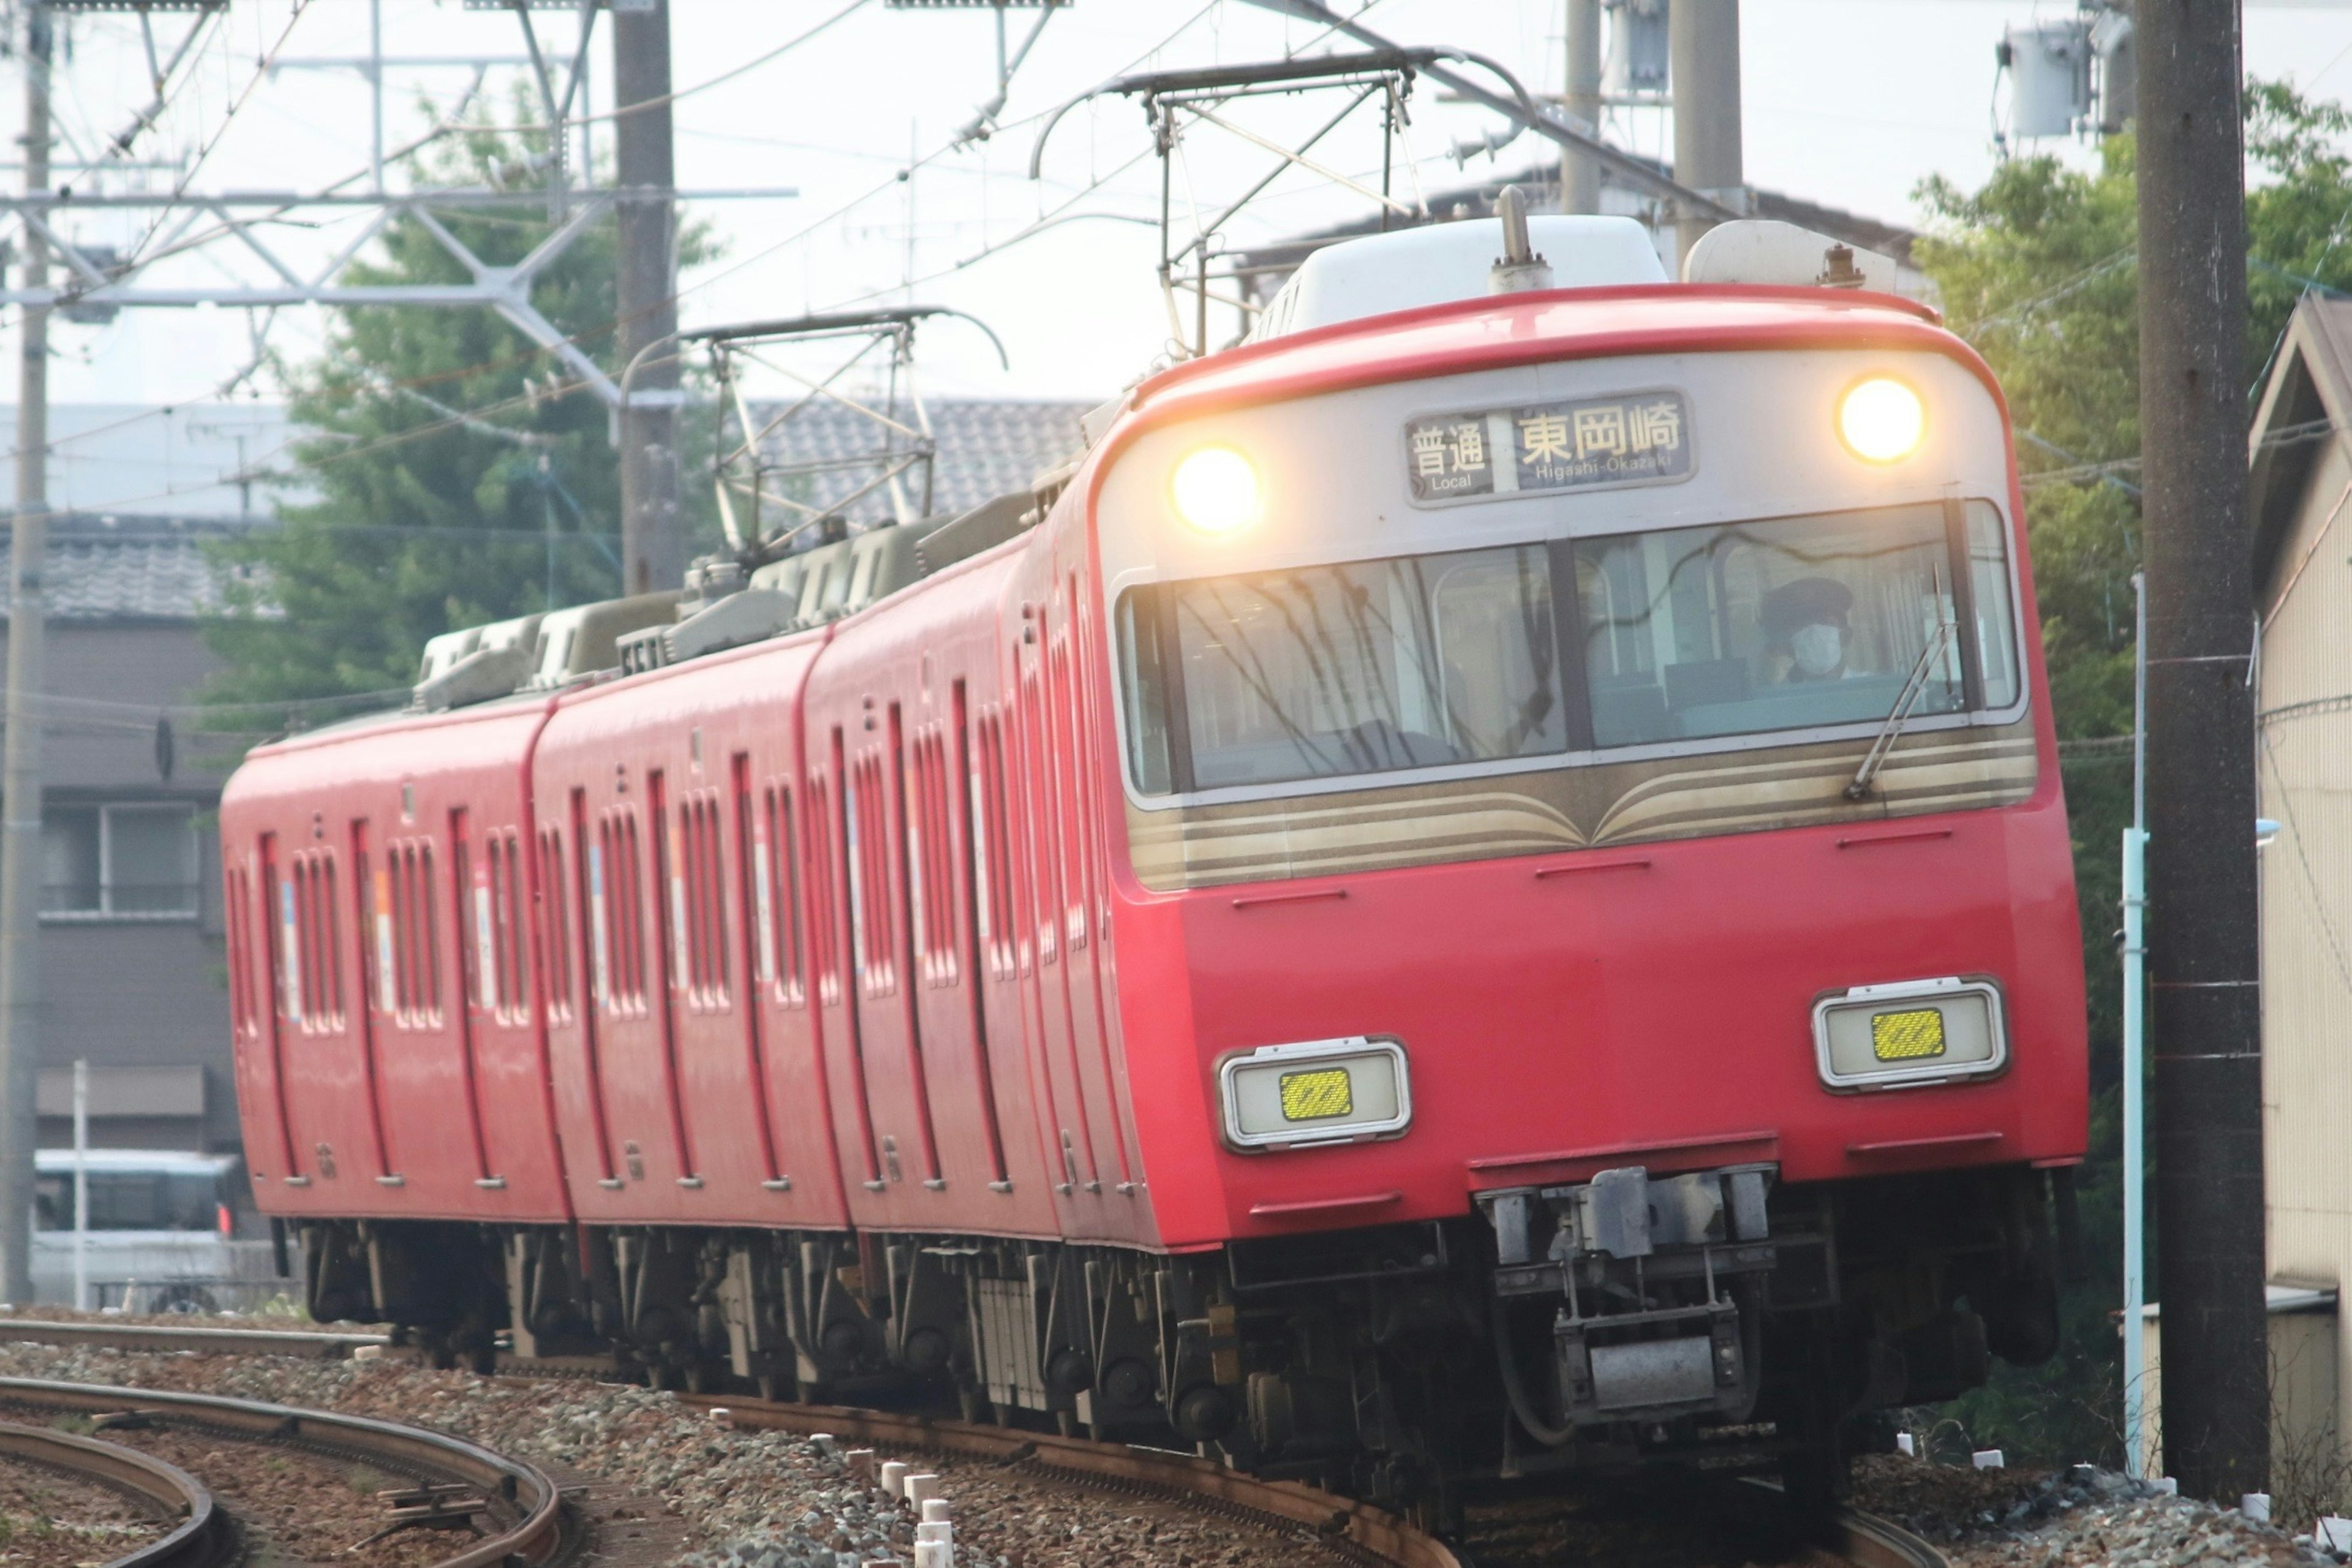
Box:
[9, 0, 2352, 483]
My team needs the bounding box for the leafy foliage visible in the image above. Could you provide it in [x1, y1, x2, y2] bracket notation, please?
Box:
[203, 121, 713, 711]
[1912, 81, 2352, 1466]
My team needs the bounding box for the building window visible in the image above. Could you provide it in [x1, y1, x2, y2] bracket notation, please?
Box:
[42, 804, 198, 920]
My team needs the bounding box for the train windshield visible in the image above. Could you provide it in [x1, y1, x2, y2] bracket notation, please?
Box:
[1117, 500, 2018, 796]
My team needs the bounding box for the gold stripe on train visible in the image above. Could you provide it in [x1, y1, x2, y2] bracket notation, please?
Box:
[1126, 730, 2041, 891]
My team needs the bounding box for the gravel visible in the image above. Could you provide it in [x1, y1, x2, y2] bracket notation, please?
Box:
[0, 1340, 1333, 1568]
[1853, 1454, 2332, 1568]
[0, 1449, 162, 1568]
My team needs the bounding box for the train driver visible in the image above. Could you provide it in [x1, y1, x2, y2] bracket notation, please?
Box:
[1763, 576, 1860, 684]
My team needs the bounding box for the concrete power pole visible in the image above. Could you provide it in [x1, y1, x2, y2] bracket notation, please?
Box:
[0, 0, 51, 1308]
[2137, 0, 2269, 1502]
[614, 0, 683, 595]
[1562, 0, 1603, 215]
[1669, 0, 1742, 270]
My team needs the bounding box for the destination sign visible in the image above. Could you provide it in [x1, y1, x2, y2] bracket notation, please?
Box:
[1404, 390, 1693, 503]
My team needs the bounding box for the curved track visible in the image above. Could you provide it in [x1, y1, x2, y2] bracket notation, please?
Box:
[0, 1417, 226, 1568]
[0, 1373, 563, 1568]
[0, 1317, 1948, 1568]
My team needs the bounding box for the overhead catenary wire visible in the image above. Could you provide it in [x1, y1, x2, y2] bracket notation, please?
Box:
[7, 0, 1393, 522]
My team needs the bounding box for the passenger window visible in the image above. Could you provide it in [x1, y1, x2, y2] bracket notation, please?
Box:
[806, 772, 841, 1006]
[761, 783, 806, 1005]
[539, 829, 573, 1022]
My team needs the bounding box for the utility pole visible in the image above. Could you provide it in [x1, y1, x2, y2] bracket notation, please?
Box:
[1562, 0, 1602, 215]
[614, 0, 683, 595]
[1668, 0, 1743, 269]
[0, 0, 51, 1308]
[2138, 0, 2268, 1502]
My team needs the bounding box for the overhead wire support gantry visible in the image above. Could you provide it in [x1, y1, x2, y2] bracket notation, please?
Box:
[1031, 49, 1446, 361]
[691, 307, 1006, 557]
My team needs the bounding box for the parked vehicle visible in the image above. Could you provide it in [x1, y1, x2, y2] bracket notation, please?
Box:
[31, 1148, 275, 1312]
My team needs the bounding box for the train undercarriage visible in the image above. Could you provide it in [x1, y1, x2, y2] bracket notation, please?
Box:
[294, 1161, 2065, 1526]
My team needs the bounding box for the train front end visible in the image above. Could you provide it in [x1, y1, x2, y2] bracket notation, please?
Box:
[1090, 248, 2086, 1491]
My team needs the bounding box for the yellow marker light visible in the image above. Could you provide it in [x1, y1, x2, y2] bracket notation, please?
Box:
[1278, 1067, 1355, 1122]
[1838, 377, 1926, 464]
[1871, 1008, 1948, 1063]
[1170, 446, 1261, 535]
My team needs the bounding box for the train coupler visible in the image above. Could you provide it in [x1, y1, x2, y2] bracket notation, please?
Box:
[1478, 1163, 1817, 1428]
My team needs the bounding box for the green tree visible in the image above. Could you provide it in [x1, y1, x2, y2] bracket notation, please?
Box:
[1911, 80, 2352, 1466]
[203, 121, 710, 710]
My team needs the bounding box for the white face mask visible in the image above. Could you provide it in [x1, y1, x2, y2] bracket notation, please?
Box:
[1791, 622, 1844, 676]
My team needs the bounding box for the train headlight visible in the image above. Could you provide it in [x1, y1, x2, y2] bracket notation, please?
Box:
[1836, 377, 1926, 464]
[1170, 447, 1261, 535]
[1812, 976, 2007, 1091]
[1218, 1036, 1411, 1151]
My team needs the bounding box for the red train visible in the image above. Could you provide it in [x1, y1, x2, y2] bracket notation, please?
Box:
[221, 216, 2087, 1521]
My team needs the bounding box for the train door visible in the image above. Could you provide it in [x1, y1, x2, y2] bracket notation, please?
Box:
[886, 704, 946, 1188]
[565, 790, 622, 1188]
[254, 833, 306, 1184]
[345, 820, 396, 1182]
[444, 811, 497, 1185]
[730, 754, 786, 1186]
[223, 848, 294, 1182]
[1063, 573, 1143, 1196]
[646, 771, 701, 1185]
[1049, 587, 1133, 1197]
[821, 727, 886, 1191]
[1018, 636, 1101, 1197]
[973, 704, 1063, 1200]
[950, 682, 1012, 1191]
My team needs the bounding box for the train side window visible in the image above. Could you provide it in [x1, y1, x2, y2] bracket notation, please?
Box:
[900, 730, 928, 986]
[290, 859, 315, 1028]
[417, 842, 442, 1020]
[806, 771, 841, 1007]
[685, 794, 728, 1007]
[504, 832, 531, 1018]
[851, 757, 895, 997]
[539, 829, 573, 1023]
[973, 714, 1016, 978]
[482, 832, 526, 1022]
[916, 736, 957, 985]
[480, 836, 505, 1014]
[315, 854, 344, 1027]
[621, 812, 647, 1007]
[388, 846, 410, 1017]
[603, 813, 641, 1011]
[761, 785, 805, 1005]
[1050, 634, 1087, 949]
[1020, 671, 1059, 967]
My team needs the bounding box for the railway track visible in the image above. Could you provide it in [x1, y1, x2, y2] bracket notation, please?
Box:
[0, 1316, 1949, 1568]
[0, 1415, 225, 1568]
[0, 1370, 563, 1568]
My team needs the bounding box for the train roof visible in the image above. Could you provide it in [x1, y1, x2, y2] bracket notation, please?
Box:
[1114, 283, 1961, 434]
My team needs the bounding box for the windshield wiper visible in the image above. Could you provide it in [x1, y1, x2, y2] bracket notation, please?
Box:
[1844, 612, 1959, 802]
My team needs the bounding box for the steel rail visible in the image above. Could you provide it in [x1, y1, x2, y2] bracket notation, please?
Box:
[0, 1318, 389, 1358]
[0, 1417, 227, 1568]
[0, 1377, 562, 1568]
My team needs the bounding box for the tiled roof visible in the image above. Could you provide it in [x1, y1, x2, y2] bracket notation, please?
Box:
[0, 515, 233, 624]
[748, 396, 1094, 525]
[0, 399, 1101, 623]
